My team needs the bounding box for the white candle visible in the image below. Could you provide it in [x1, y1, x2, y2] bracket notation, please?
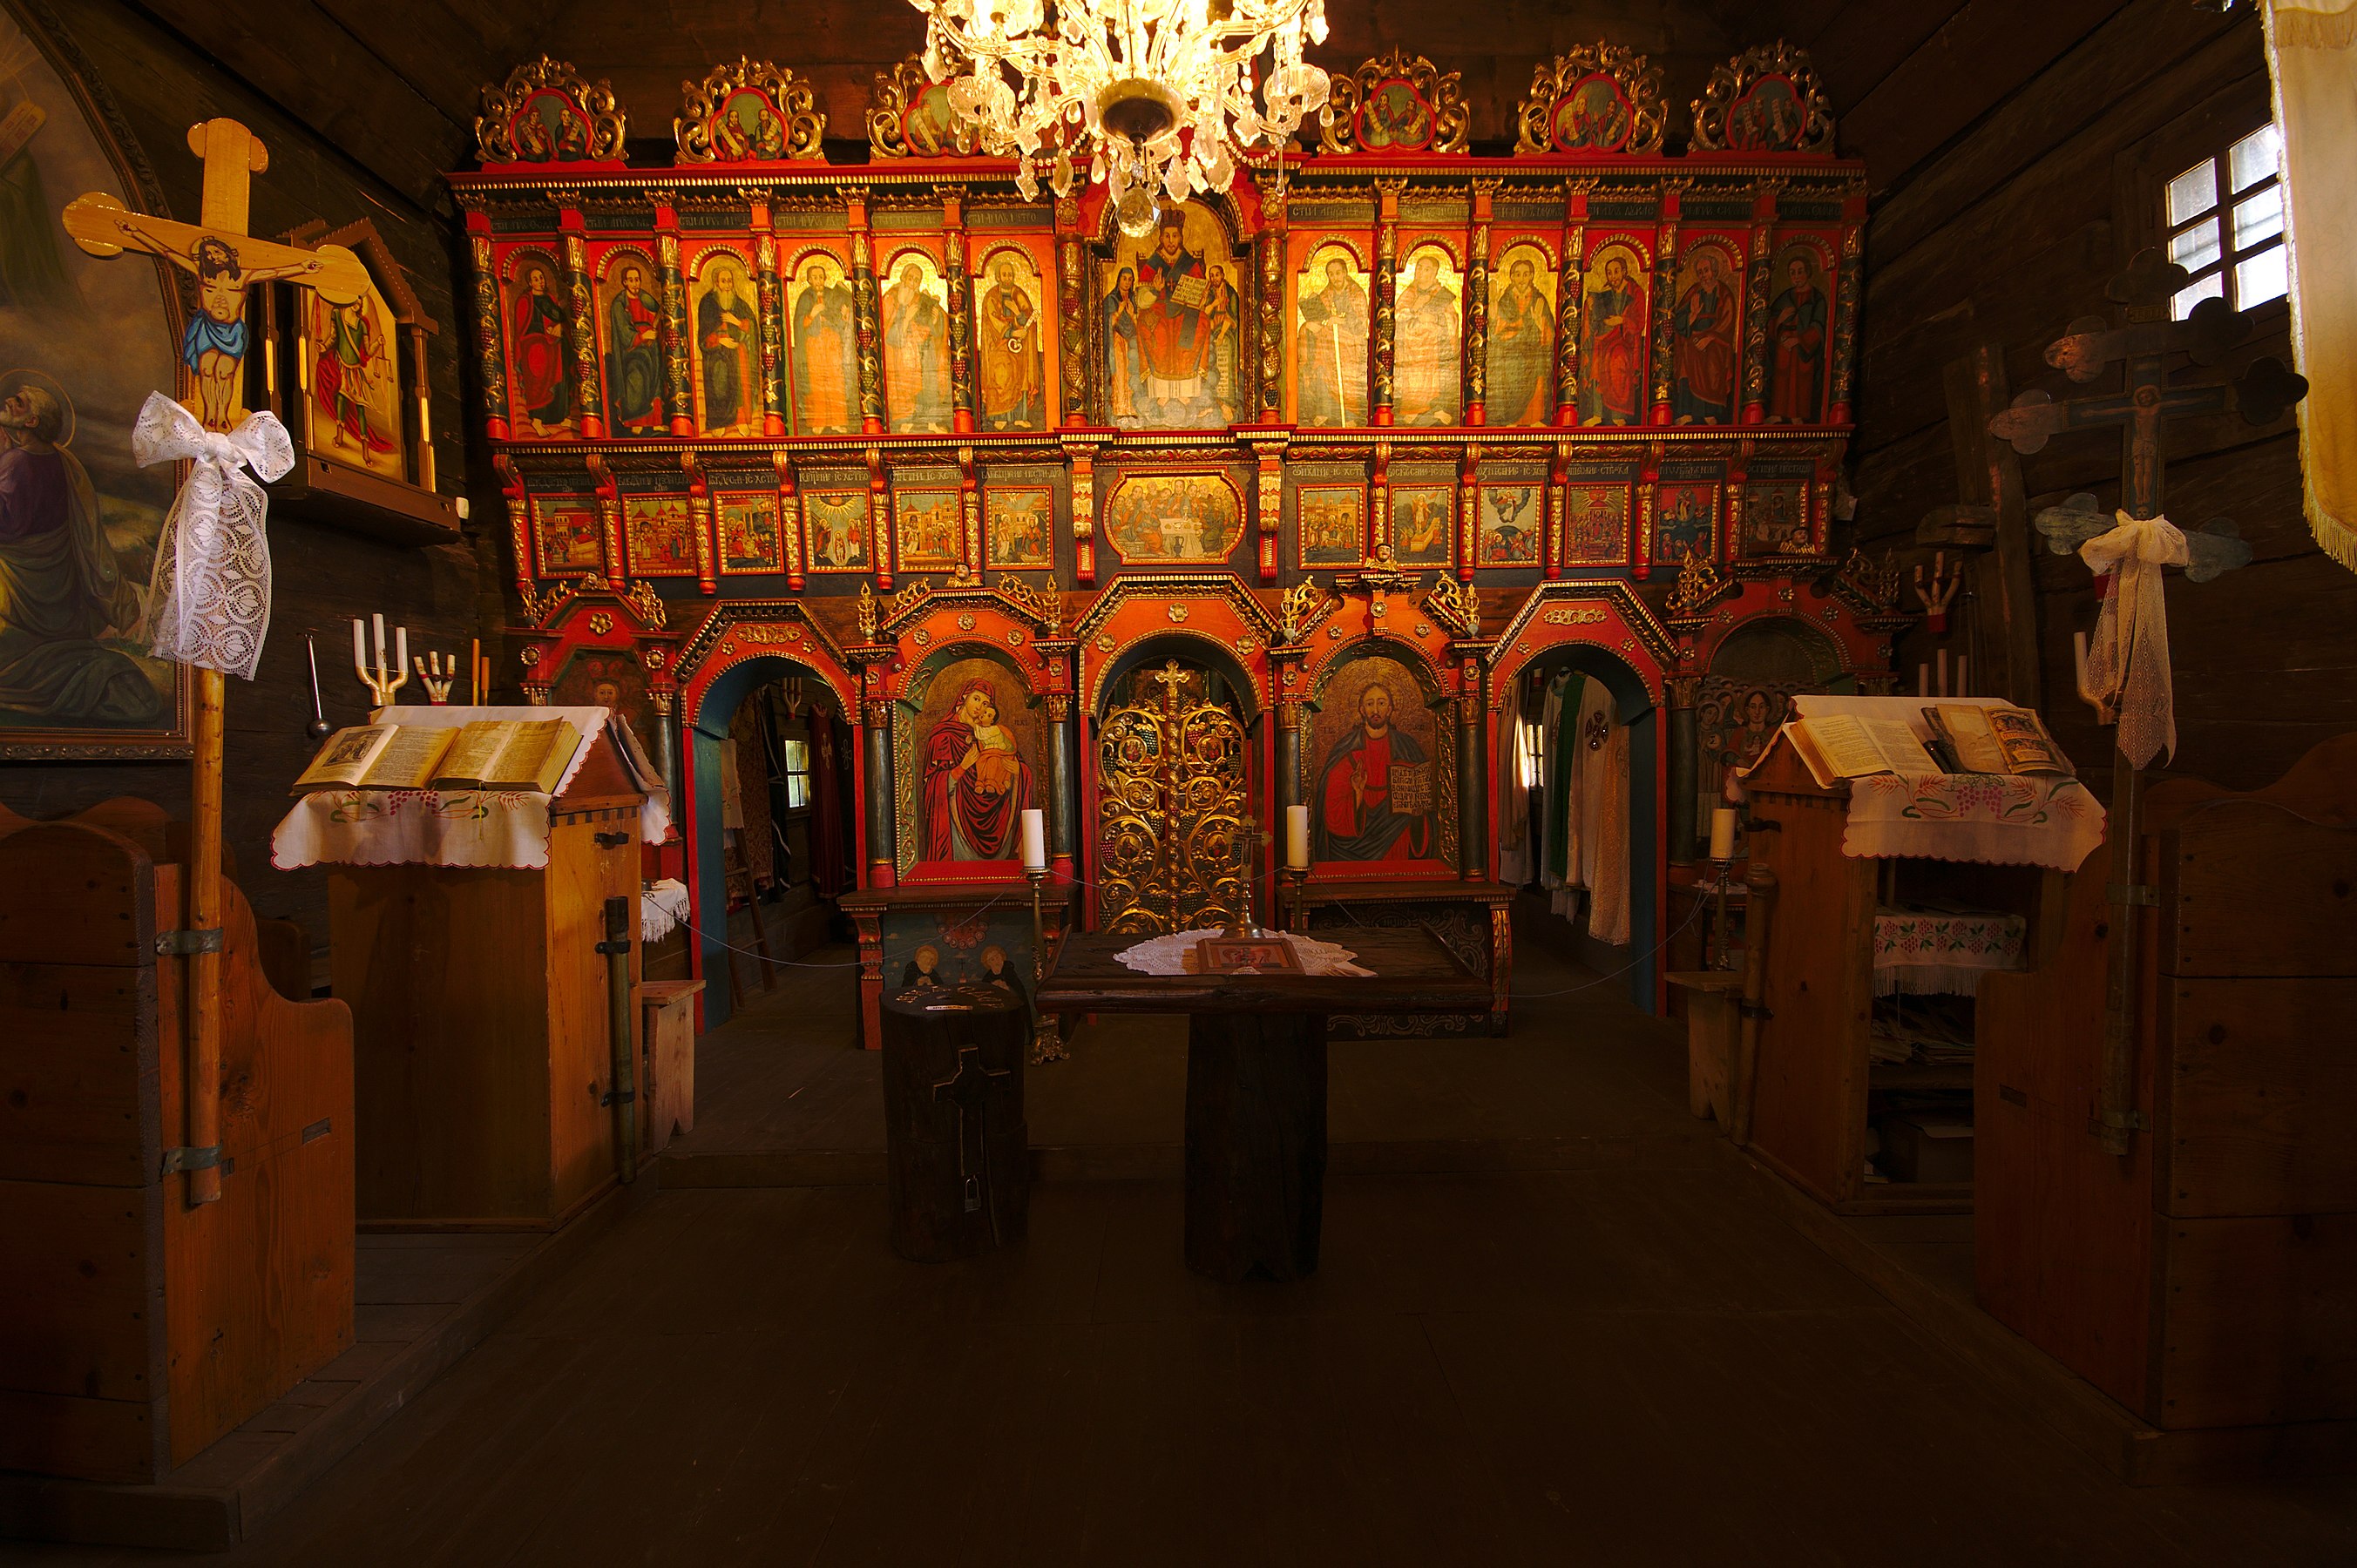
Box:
[1709, 807, 1737, 862]
[395, 624, 408, 675]
[1954, 655, 1968, 699]
[1936, 649, 1949, 698]
[371, 612, 387, 676]
[2074, 630, 2090, 693]
[1019, 808, 1046, 871]
[1285, 803, 1311, 870]
[1917, 663, 1929, 698]
[352, 617, 367, 678]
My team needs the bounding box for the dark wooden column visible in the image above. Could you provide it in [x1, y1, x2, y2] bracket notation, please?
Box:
[863, 696, 896, 888]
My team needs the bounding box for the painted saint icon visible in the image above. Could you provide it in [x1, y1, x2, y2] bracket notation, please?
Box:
[694, 256, 762, 436]
[920, 674, 1036, 862]
[1577, 246, 1647, 428]
[307, 286, 401, 476]
[1393, 246, 1460, 427]
[789, 255, 859, 435]
[1296, 247, 1370, 427]
[605, 257, 665, 434]
[1313, 675, 1435, 863]
[882, 255, 952, 434]
[1764, 248, 1830, 424]
[1669, 245, 1739, 425]
[1102, 205, 1239, 429]
[975, 251, 1046, 431]
[1487, 247, 1555, 427]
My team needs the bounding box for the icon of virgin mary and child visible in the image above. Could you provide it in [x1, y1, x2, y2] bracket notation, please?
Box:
[920, 677, 1036, 862]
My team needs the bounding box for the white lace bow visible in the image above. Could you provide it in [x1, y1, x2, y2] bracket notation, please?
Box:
[133, 392, 294, 680]
[2080, 509, 2189, 769]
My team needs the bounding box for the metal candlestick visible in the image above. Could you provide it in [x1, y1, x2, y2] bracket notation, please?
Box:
[1285, 865, 1308, 934]
[1222, 814, 1270, 938]
[1026, 865, 1067, 1064]
[1708, 858, 1737, 970]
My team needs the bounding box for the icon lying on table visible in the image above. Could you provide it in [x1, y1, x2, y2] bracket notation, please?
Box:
[1195, 936, 1305, 974]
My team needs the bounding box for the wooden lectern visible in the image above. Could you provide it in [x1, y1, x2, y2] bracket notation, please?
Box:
[328, 729, 645, 1229]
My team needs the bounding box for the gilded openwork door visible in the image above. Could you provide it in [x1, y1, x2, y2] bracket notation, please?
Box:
[1095, 659, 1252, 935]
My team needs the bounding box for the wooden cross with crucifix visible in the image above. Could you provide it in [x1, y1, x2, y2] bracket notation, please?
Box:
[56, 118, 368, 1206]
[1985, 244, 2307, 1157]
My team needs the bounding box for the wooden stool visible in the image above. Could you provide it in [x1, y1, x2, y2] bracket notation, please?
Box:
[880, 980, 1029, 1262]
[1666, 970, 1743, 1126]
[635, 978, 703, 1154]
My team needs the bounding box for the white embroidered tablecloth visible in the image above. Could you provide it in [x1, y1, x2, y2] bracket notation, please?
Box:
[641, 878, 691, 941]
[1114, 929, 1375, 977]
[1872, 905, 2027, 997]
[270, 706, 672, 871]
[1840, 770, 2106, 870]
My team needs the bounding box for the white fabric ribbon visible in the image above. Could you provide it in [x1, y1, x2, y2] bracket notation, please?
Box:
[2079, 510, 2189, 768]
[132, 392, 293, 680]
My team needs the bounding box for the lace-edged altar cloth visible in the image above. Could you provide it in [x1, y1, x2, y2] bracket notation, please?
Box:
[1114, 929, 1376, 978]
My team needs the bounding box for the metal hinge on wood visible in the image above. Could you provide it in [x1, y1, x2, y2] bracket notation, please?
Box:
[1737, 1000, 1774, 1020]
[154, 927, 225, 956]
[2089, 1108, 2150, 1135]
[599, 1087, 637, 1107]
[595, 937, 632, 955]
[2108, 882, 2157, 908]
[593, 831, 631, 848]
[160, 1144, 222, 1176]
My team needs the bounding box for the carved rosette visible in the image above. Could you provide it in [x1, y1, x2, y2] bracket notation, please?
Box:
[1689, 43, 1836, 156]
[475, 56, 627, 165]
[674, 57, 826, 163]
[1512, 44, 1666, 157]
[1317, 48, 1472, 156]
[868, 54, 979, 159]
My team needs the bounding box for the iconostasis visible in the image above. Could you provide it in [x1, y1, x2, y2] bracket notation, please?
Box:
[450, 43, 1913, 1031]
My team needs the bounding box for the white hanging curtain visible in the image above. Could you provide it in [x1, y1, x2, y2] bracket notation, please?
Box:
[2264, 0, 2357, 571]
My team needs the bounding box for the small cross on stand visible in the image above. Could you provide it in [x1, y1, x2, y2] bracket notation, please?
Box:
[1987, 245, 2307, 1158]
[59, 120, 368, 1206]
[931, 1044, 1013, 1233]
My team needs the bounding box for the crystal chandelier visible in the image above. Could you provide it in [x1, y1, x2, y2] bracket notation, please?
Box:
[912, 0, 1330, 235]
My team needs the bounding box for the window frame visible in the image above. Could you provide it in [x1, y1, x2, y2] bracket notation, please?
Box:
[2116, 83, 2288, 327]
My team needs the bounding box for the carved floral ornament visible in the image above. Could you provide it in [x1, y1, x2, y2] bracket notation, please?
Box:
[1512, 43, 1666, 157]
[1317, 48, 1472, 157]
[675, 57, 827, 162]
[868, 53, 980, 159]
[475, 55, 627, 166]
[1688, 42, 1836, 156]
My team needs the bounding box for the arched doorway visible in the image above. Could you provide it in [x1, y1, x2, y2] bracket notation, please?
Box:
[1500, 642, 1662, 1010]
[1087, 639, 1265, 935]
[683, 652, 855, 1027]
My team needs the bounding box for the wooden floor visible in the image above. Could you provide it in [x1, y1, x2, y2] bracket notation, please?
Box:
[17, 934, 2357, 1566]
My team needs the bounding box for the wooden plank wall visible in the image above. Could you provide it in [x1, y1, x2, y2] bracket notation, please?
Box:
[0, 0, 511, 973]
[1839, 0, 2357, 794]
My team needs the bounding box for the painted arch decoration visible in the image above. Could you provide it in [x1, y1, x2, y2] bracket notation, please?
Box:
[474, 55, 627, 167]
[674, 57, 826, 163]
[1511, 43, 1669, 158]
[1317, 48, 1474, 157]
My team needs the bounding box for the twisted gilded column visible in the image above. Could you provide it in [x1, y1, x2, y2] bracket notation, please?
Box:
[559, 206, 606, 438]
[1554, 180, 1590, 427]
[461, 202, 509, 441]
[655, 198, 694, 436]
[848, 187, 885, 434]
[942, 186, 977, 433]
[1464, 179, 1495, 427]
[1371, 178, 1403, 426]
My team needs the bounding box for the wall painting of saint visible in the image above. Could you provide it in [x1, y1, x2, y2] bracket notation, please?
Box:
[534, 498, 605, 576]
[1389, 483, 1453, 567]
[1668, 241, 1741, 426]
[1296, 484, 1366, 569]
[1554, 74, 1634, 151]
[718, 492, 783, 574]
[1487, 243, 1556, 427]
[974, 247, 1048, 433]
[1655, 482, 1718, 565]
[1101, 202, 1242, 429]
[1764, 244, 1831, 424]
[1476, 483, 1543, 567]
[1563, 483, 1630, 565]
[789, 252, 859, 435]
[1576, 241, 1647, 428]
[1393, 242, 1460, 427]
[624, 495, 698, 576]
[880, 250, 952, 434]
[896, 488, 962, 571]
[985, 486, 1054, 569]
[505, 249, 573, 436]
[691, 252, 762, 436]
[1308, 655, 1444, 868]
[1294, 242, 1370, 428]
[0, 6, 186, 753]
[1727, 77, 1807, 153]
[550, 647, 655, 758]
[302, 280, 403, 479]
[1742, 482, 1812, 557]
[804, 490, 871, 572]
[602, 251, 666, 435]
[912, 659, 1040, 868]
[1104, 471, 1241, 564]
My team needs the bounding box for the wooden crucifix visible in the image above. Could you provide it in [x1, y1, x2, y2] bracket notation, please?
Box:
[58, 118, 368, 1206]
[1986, 245, 2308, 1158]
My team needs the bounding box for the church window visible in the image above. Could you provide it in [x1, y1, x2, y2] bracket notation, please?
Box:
[2165, 123, 2286, 320]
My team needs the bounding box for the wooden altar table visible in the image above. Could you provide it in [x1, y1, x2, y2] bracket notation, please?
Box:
[1034, 928, 1487, 1283]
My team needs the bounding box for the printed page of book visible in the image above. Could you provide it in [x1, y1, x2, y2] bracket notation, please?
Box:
[431, 720, 516, 787]
[1861, 716, 1941, 774]
[356, 725, 461, 790]
[1803, 714, 1896, 779]
[1988, 707, 2075, 775]
[292, 725, 396, 793]
[1929, 705, 2008, 774]
[487, 718, 581, 793]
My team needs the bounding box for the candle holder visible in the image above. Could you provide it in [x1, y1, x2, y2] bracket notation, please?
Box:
[1026, 864, 1067, 1065]
[1221, 814, 1270, 939]
[413, 651, 458, 704]
[1285, 865, 1308, 934]
[1708, 857, 1737, 970]
[353, 616, 410, 711]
